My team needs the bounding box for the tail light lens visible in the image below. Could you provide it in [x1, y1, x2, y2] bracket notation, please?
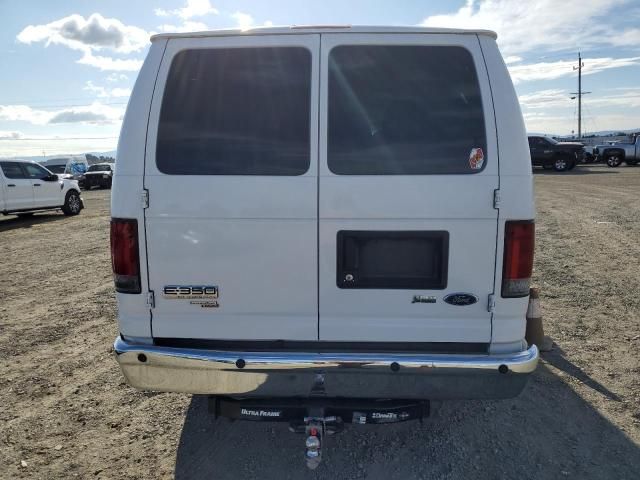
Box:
[110, 218, 141, 294]
[501, 220, 535, 298]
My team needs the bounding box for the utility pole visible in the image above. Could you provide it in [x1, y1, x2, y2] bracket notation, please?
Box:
[570, 52, 591, 139]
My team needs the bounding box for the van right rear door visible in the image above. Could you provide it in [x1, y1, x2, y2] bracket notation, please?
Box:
[318, 34, 499, 345]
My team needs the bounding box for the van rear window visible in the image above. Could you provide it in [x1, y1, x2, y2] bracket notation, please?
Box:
[157, 47, 311, 175]
[327, 45, 487, 175]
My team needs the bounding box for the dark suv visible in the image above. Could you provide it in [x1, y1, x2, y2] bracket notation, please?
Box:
[528, 136, 585, 172]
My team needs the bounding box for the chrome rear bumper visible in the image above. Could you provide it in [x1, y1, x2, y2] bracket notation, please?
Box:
[114, 336, 538, 400]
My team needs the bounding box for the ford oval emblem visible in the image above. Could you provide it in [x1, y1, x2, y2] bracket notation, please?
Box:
[444, 293, 478, 306]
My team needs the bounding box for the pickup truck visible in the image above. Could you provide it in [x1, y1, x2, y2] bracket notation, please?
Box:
[593, 135, 639, 167]
[82, 163, 115, 189]
[1, 159, 84, 217]
[527, 135, 585, 171]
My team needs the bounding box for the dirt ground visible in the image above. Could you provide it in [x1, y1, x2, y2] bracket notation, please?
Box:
[1, 166, 639, 479]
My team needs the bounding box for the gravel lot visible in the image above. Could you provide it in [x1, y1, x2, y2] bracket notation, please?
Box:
[1, 166, 639, 479]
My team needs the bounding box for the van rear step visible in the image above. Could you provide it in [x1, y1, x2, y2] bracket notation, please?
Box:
[208, 397, 430, 469]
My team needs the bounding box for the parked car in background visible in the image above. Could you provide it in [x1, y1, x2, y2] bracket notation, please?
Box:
[41, 156, 88, 181]
[593, 134, 639, 167]
[112, 26, 538, 459]
[82, 163, 115, 189]
[528, 136, 585, 171]
[0, 159, 83, 217]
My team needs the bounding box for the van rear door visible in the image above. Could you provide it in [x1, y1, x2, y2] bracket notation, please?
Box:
[318, 34, 499, 344]
[144, 35, 320, 341]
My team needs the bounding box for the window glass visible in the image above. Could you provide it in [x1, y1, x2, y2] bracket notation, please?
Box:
[328, 45, 487, 175]
[23, 163, 50, 179]
[88, 164, 111, 172]
[1, 162, 27, 179]
[46, 165, 66, 174]
[157, 47, 312, 175]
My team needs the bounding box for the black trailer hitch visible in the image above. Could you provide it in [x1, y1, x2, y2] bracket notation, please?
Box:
[209, 396, 430, 469]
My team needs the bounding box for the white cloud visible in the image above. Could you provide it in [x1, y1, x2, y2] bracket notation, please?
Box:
[17, 13, 149, 54]
[0, 105, 52, 125]
[155, 0, 218, 19]
[232, 12, 254, 30]
[0, 131, 23, 140]
[508, 56, 640, 84]
[0, 102, 124, 125]
[78, 51, 143, 71]
[84, 81, 109, 97]
[157, 21, 208, 33]
[84, 81, 131, 98]
[230, 12, 274, 30]
[0, 134, 119, 158]
[519, 88, 640, 110]
[106, 73, 128, 82]
[110, 87, 131, 98]
[523, 111, 640, 135]
[16, 14, 147, 72]
[519, 89, 569, 109]
[49, 110, 112, 124]
[421, 0, 638, 56]
[519, 87, 640, 134]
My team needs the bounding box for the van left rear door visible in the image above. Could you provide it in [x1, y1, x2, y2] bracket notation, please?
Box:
[144, 34, 320, 342]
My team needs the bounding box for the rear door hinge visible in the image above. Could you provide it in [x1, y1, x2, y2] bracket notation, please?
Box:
[493, 189, 501, 209]
[487, 294, 496, 313]
[146, 291, 155, 309]
[141, 189, 149, 209]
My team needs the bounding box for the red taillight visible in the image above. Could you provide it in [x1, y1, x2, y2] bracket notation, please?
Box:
[501, 220, 535, 298]
[110, 218, 141, 294]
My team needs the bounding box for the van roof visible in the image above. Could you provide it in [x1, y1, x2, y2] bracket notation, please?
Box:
[151, 25, 498, 42]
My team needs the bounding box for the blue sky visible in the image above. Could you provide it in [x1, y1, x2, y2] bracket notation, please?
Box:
[1, 0, 639, 157]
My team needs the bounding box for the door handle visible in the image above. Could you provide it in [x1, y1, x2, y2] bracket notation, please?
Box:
[33, 184, 41, 187]
[7, 184, 16, 187]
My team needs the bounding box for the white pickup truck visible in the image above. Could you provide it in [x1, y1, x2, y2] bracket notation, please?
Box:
[111, 26, 538, 464]
[1, 159, 83, 217]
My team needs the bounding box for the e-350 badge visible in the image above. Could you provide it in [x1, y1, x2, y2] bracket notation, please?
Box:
[163, 285, 219, 307]
[163, 285, 218, 298]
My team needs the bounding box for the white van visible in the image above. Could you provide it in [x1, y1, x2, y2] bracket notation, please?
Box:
[1, 159, 83, 217]
[112, 26, 537, 438]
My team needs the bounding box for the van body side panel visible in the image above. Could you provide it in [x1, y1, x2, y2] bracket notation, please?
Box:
[318, 34, 499, 343]
[144, 35, 320, 341]
[112, 39, 168, 339]
[478, 36, 535, 349]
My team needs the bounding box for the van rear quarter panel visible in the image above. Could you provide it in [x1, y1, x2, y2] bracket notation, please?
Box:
[112, 39, 167, 339]
[479, 36, 535, 350]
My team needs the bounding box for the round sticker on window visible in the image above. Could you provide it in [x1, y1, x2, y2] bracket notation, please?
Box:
[469, 148, 484, 170]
